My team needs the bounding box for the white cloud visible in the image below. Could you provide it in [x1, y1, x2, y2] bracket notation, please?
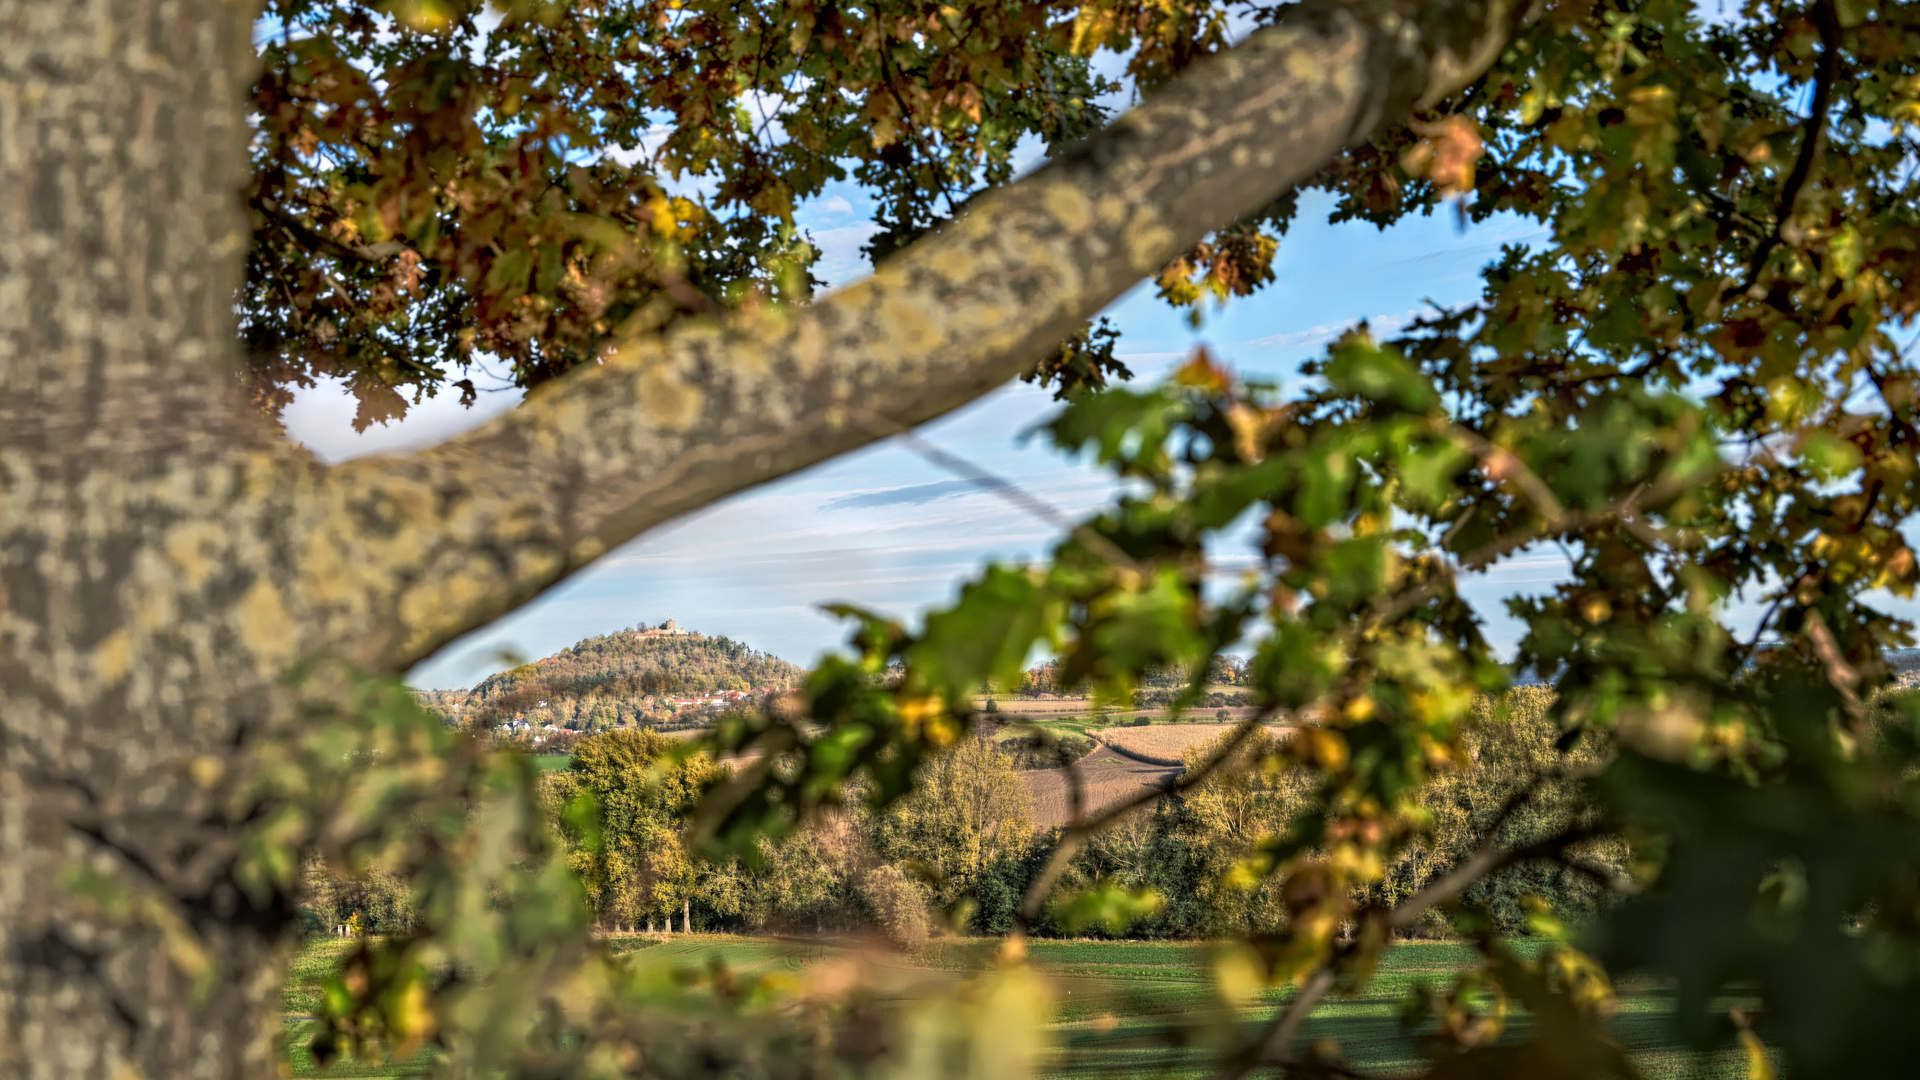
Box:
[808, 222, 883, 289]
[282, 375, 524, 465]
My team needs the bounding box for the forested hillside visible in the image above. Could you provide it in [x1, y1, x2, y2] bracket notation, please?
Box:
[421, 626, 807, 732]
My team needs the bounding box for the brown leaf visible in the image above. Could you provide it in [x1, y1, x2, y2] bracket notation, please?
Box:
[1402, 115, 1483, 198]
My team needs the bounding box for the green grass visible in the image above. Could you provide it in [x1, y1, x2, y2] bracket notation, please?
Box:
[1005, 715, 1105, 737]
[532, 753, 573, 771]
[280, 934, 1749, 1078]
[281, 938, 438, 1077]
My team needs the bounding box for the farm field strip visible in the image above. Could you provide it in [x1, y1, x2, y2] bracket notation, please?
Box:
[1094, 723, 1292, 765]
[1021, 746, 1181, 829]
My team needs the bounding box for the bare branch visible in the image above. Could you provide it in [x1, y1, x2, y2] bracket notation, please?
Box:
[251, 196, 409, 265]
[1373, 460, 1725, 628]
[1804, 609, 1867, 731]
[1450, 428, 1565, 522]
[1221, 769, 1605, 1078]
[1732, 0, 1840, 298]
[856, 412, 1147, 576]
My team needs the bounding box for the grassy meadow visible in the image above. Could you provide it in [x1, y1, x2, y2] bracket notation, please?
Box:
[280, 934, 1748, 1078]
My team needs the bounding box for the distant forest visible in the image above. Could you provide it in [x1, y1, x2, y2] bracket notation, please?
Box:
[1015, 656, 1253, 707]
[417, 627, 808, 733]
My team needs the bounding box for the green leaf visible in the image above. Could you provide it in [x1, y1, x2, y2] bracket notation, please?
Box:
[1323, 332, 1439, 413]
[1051, 880, 1164, 935]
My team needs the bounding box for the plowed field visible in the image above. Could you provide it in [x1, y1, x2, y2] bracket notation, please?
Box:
[1020, 746, 1179, 829]
[1095, 723, 1292, 766]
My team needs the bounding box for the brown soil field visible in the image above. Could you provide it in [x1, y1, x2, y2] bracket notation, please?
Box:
[1095, 722, 1292, 766]
[1020, 746, 1181, 830]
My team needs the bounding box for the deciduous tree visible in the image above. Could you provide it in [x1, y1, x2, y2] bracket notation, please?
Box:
[3, 2, 1517, 1073]
[18, 0, 1920, 1077]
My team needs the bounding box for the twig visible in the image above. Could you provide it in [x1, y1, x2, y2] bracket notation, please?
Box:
[1732, 0, 1840, 298]
[1375, 461, 1723, 627]
[853, 411, 1147, 575]
[1562, 857, 1640, 897]
[1861, 357, 1920, 450]
[876, 50, 961, 219]
[1803, 609, 1866, 732]
[1220, 771, 1602, 1078]
[1450, 428, 1565, 521]
[251, 195, 408, 264]
[1436, 504, 1476, 552]
[1733, 591, 1789, 670]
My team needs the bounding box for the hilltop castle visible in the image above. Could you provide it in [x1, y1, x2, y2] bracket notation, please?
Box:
[633, 619, 699, 639]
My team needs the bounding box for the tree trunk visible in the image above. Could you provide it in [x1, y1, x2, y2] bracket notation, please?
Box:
[0, 3, 290, 1079]
[0, 0, 1521, 1075]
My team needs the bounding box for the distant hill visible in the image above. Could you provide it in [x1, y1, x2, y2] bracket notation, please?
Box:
[419, 622, 807, 733]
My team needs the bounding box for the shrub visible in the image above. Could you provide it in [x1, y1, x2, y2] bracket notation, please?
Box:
[1002, 729, 1094, 770]
[861, 865, 932, 949]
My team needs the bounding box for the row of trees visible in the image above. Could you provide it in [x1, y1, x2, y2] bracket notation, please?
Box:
[303, 690, 1616, 945]
[1012, 657, 1252, 699]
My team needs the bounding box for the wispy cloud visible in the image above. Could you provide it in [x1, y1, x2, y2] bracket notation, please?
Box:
[808, 222, 883, 289]
[821, 479, 982, 510]
[1238, 308, 1424, 352]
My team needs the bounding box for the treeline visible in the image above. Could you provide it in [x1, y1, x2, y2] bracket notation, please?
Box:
[1131, 688, 1252, 710]
[419, 630, 809, 733]
[1013, 657, 1252, 701]
[305, 689, 1618, 942]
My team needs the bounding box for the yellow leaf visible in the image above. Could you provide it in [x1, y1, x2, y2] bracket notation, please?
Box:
[1210, 944, 1264, 1009]
[1738, 1029, 1775, 1080]
[391, 0, 456, 33]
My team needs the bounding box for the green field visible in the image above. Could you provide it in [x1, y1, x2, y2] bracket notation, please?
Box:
[280, 934, 1755, 1078]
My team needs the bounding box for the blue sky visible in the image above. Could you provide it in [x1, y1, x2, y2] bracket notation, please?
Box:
[286, 179, 1595, 689]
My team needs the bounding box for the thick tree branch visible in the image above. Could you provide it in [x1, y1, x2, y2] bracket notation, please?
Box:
[299, 1, 1530, 670]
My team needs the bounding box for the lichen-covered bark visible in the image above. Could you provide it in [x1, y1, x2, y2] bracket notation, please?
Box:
[0, 2, 291, 1078]
[0, 1, 1518, 1077]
